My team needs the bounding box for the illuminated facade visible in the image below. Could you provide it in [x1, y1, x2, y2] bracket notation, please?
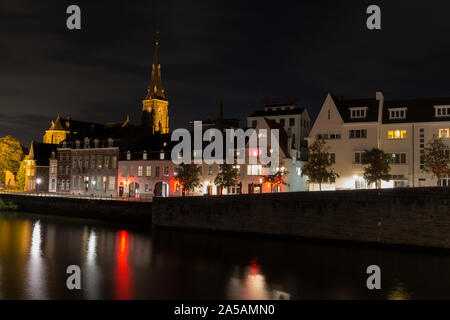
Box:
[23, 141, 57, 191]
[142, 37, 169, 134]
[309, 91, 450, 190]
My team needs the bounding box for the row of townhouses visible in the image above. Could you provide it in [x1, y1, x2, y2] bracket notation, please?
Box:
[21, 38, 310, 198]
[309, 91, 450, 190]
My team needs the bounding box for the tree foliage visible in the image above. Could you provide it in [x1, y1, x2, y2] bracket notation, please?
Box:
[16, 161, 26, 190]
[214, 164, 239, 191]
[262, 170, 288, 191]
[301, 136, 339, 190]
[423, 136, 450, 185]
[0, 136, 24, 184]
[175, 163, 202, 195]
[362, 148, 391, 188]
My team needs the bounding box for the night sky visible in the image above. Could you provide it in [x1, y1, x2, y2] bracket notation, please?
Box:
[1, 0, 450, 146]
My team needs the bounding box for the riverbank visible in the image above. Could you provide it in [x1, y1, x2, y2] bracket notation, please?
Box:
[0, 193, 152, 227]
[152, 187, 450, 249]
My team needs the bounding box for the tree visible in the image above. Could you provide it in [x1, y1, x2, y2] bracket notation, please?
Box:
[302, 136, 339, 191]
[362, 148, 391, 189]
[423, 136, 450, 186]
[16, 161, 26, 190]
[175, 163, 202, 196]
[214, 164, 239, 194]
[0, 136, 24, 185]
[262, 170, 288, 192]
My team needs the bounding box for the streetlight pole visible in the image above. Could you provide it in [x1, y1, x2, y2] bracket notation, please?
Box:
[36, 178, 41, 196]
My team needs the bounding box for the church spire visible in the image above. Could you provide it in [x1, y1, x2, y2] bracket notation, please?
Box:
[146, 32, 166, 100]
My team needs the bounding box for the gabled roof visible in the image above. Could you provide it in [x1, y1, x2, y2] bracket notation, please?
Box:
[249, 106, 305, 117]
[383, 96, 450, 124]
[27, 141, 57, 166]
[329, 93, 379, 123]
[262, 118, 290, 158]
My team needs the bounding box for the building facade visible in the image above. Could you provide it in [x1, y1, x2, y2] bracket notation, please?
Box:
[247, 103, 310, 160]
[309, 91, 450, 190]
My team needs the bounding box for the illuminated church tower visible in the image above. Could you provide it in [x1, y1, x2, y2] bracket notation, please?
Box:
[142, 34, 169, 134]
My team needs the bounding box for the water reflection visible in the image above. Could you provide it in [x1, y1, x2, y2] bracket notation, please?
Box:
[115, 230, 132, 300]
[0, 211, 450, 299]
[26, 221, 48, 299]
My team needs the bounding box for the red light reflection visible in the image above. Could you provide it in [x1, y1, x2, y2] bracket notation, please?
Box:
[115, 230, 133, 300]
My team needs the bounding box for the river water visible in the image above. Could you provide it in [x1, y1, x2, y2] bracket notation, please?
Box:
[0, 211, 449, 299]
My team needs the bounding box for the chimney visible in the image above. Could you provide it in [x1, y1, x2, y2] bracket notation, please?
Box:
[216, 101, 223, 128]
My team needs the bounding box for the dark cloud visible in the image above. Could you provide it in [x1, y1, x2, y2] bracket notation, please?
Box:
[1, 0, 450, 146]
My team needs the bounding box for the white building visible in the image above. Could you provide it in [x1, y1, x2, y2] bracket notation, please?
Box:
[308, 91, 450, 190]
[247, 103, 310, 160]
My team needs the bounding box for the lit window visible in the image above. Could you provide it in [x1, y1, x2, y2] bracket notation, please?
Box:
[143, 151, 147, 160]
[388, 130, 407, 139]
[439, 129, 450, 138]
[160, 152, 165, 160]
[138, 166, 143, 177]
[126, 151, 131, 160]
[146, 166, 151, 176]
[247, 165, 262, 176]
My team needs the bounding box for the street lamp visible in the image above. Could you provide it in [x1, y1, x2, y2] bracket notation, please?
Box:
[36, 178, 42, 195]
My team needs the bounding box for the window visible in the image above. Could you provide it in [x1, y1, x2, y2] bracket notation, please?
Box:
[143, 151, 147, 160]
[435, 105, 450, 117]
[146, 166, 151, 176]
[129, 166, 134, 177]
[97, 156, 103, 169]
[72, 158, 77, 169]
[84, 157, 89, 169]
[289, 118, 295, 126]
[104, 156, 109, 169]
[50, 164, 57, 174]
[280, 118, 285, 126]
[112, 156, 117, 169]
[439, 129, 450, 138]
[329, 153, 335, 164]
[349, 129, 367, 139]
[164, 167, 169, 177]
[354, 151, 365, 164]
[387, 130, 407, 139]
[388, 108, 407, 120]
[160, 152, 165, 160]
[65, 166, 69, 175]
[145, 184, 149, 192]
[247, 165, 262, 176]
[90, 156, 95, 169]
[138, 166, 143, 177]
[349, 107, 367, 119]
[126, 151, 131, 160]
[155, 167, 160, 177]
[389, 153, 407, 164]
[108, 176, 116, 191]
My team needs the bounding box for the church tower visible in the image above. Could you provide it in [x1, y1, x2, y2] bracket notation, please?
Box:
[142, 34, 169, 134]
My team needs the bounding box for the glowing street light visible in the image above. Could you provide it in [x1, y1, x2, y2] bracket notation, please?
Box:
[36, 178, 42, 194]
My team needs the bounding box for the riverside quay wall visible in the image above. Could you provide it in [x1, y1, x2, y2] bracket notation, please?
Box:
[0, 193, 152, 226]
[152, 187, 450, 249]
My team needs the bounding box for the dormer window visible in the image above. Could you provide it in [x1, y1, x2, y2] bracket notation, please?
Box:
[435, 105, 450, 117]
[84, 137, 90, 148]
[143, 151, 147, 160]
[75, 140, 80, 149]
[94, 139, 99, 148]
[126, 151, 131, 160]
[349, 107, 368, 119]
[62, 141, 67, 148]
[389, 108, 407, 120]
[160, 151, 165, 160]
[108, 138, 114, 147]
